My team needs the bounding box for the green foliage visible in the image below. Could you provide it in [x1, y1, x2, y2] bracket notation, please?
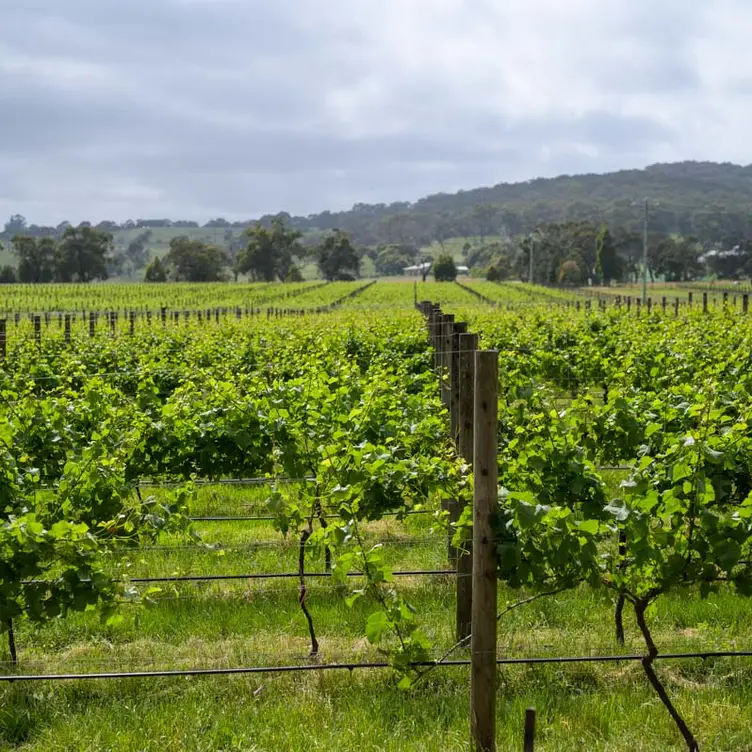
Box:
[0, 265, 17, 283]
[237, 218, 304, 282]
[650, 236, 704, 282]
[56, 225, 112, 282]
[374, 244, 419, 276]
[558, 259, 582, 285]
[316, 229, 360, 281]
[595, 225, 622, 284]
[164, 236, 229, 282]
[432, 254, 457, 282]
[144, 256, 168, 282]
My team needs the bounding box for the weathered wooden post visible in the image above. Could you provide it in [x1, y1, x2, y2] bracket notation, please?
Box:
[471, 349, 499, 752]
[456, 331, 478, 641]
[524, 709, 536, 752]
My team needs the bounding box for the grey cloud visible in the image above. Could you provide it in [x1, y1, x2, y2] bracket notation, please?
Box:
[0, 0, 739, 223]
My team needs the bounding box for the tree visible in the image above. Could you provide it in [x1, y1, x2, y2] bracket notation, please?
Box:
[374, 244, 418, 276]
[650, 236, 703, 282]
[0, 265, 17, 283]
[486, 258, 510, 281]
[12, 235, 57, 283]
[316, 230, 360, 281]
[56, 225, 112, 282]
[237, 218, 304, 282]
[163, 237, 228, 282]
[433, 254, 457, 282]
[125, 231, 152, 270]
[471, 204, 498, 243]
[595, 226, 623, 284]
[4, 214, 26, 235]
[144, 257, 168, 282]
[558, 259, 583, 285]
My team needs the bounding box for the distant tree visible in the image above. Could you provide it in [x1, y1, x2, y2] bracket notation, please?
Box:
[595, 226, 623, 284]
[316, 230, 360, 281]
[204, 218, 231, 228]
[703, 239, 752, 279]
[144, 257, 168, 282]
[237, 218, 304, 282]
[374, 244, 418, 276]
[125, 231, 152, 270]
[650, 236, 703, 282]
[164, 236, 228, 282]
[0, 265, 17, 283]
[56, 225, 112, 282]
[4, 214, 27, 235]
[558, 259, 583, 286]
[472, 204, 498, 243]
[12, 235, 57, 283]
[287, 264, 304, 282]
[486, 265, 502, 282]
[486, 257, 511, 281]
[433, 254, 457, 282]
[96, 221, 120, 232]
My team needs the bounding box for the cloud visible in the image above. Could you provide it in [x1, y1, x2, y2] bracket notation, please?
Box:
[0, 0, 750, 224]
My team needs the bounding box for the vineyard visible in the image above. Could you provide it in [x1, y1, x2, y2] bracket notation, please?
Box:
[2, 279, 752, 751]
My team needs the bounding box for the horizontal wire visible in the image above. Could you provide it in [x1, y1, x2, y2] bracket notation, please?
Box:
[2, 650, 751, 682]
[21, 569, 457, 586]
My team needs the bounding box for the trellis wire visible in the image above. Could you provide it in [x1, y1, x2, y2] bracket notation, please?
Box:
[2, 650, 751, 683]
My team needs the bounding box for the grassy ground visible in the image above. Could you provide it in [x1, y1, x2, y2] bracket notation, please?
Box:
[3, 482, 752, 750]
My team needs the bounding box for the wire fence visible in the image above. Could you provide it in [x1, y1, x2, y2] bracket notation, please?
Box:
[3, 650, 751, 683]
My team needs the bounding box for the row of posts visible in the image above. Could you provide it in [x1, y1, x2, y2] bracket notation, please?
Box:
[418, 299, 504, 752]
[0, 283, 378, 358]
[0, 281, 334, 316]
[0, 281, 378, 348]
[578, 290, 750, 314]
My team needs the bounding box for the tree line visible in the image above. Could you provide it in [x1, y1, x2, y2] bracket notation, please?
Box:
[0, 220, 362, 284]
[467, 220, 752, 285]
[7, 163, 752, 257]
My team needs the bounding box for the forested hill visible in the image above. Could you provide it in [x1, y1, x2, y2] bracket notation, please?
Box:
[5, 161, 752, 251]
[290, 161, 752, 246]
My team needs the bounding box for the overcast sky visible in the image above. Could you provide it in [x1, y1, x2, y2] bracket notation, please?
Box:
[1, 0, 751, 225]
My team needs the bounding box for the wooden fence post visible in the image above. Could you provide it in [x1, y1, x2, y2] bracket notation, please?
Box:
[64, 314, 71, 343]
[0, 319, 6, 360]
[703, 292, 708, 313]
[523, 708, 536, 752]
[34, 315, 41, 346]
[744, 294, 749, 314]
[431, 310, 443, 374]
[471, 350, 498, 752]
[89, 312, 95, 338]
[451, 322, 468, 442]
[441, 314, 455, 408]
[456, 331, 478, 641]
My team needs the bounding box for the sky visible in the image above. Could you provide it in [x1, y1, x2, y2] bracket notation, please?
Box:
[1, 0, 752, 225]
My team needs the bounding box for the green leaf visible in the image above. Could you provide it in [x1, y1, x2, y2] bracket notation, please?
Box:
[365, 610, 392, 644]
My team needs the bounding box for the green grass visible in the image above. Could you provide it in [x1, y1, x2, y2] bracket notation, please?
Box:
[3, 482, 752, 750]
